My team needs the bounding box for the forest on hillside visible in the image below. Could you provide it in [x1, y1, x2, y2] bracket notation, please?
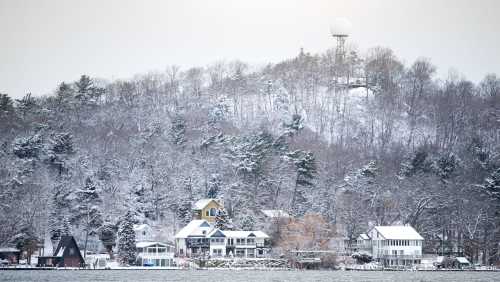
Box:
[0, 46, 499, 263]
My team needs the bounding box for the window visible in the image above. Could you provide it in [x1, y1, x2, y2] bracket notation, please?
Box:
[143, 231, 146, 236]
[209, 208, 216, 216]
[213, 249, 222, 256]
[247, 238, 255, 244]
[258, 249, 264, 255]
[236, 249, 245, 257]
[247, 249, 255, 258]
[206, 211, 209, 216]
[69, 248, 75, 255]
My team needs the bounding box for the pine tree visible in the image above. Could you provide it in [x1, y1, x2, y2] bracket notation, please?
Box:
[49, 186, 71, 251]
[283, 114, 304, 137]
[170, 113, 186, 146]
[483, 167, 500, 203]
[72, 177, 103, 258]
[239, 215, 255, 231]
[99, 221, 117, 259]
[286, 150, 317, 216]
[47, 132, 74, 175]
[207, 173, 222, 199]
[12, 134, 43, 159]
[118, 212, 136, 265]
[215, 208, 232, 230]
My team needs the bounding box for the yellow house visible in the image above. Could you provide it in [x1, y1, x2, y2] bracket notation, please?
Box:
[192, 199, 223, 223]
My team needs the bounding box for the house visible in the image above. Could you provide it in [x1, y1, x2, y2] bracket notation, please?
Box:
[192, 199, 223, 223]
[0, 247, 21, 265]
[37, 236, 85, 267]
[174, 219, 213, 257]
[134, 224, 154, 242]
[367, 225, 424, 267]
[136, 241, 175, 267]
[209, 230, 270, 258]
[174, 219, 271, 258]
[352, 233, 372, 254]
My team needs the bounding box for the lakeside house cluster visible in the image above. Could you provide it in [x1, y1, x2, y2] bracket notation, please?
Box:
[0, 198, 475, 270]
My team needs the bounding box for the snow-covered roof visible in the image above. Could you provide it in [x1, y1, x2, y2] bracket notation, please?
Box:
[56, 246, 65, 256]
[261, 209, 290, 218]
[207, 229, 226, 238]
[193, 199, 219, 210]
[133, 224, 150, 231]
[358, 233, 370, 240]
[222, 230, 269, 239]
[174, 220, 211, 239]
[373, 226, 424, 240]
[136, 241, 173, 248]
[456, 257, 470, 264]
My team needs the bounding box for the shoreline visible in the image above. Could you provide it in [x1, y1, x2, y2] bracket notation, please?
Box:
[0, 267, 498, 272]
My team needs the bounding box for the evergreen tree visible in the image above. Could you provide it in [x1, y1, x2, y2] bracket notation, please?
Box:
[48, 187, 71, 251]
[207, 173, 222, 199]
[72, 177, 103, 258]
[75, 75, 104, 105]
[483, 167, 500, 203]
[170, 113, 186, 146]
[118, 211, 136, 265]
[99, 221, 117, 259]
[12, 134, 43, 159]
[215, 208, 232, 230]
[239, 214, 255, 231]
[286, 150, 317, 216]
[176, 201, 192, 226]
[283, 114, 304, 137]
[47, 132, 75, 175]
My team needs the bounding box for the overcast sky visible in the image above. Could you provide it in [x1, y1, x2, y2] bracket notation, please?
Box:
[1, 0, 499, 98]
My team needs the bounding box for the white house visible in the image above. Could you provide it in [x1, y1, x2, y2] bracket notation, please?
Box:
[367, 225, 424, 267]
[133, 224, 154, 242]
[136, 241, 175, 267]
[174, 220, 212, 257]
[133, 223, 175, 267]
[174, 219, 270, 258]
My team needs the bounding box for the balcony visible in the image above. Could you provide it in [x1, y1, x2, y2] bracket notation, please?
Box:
[381, 254, 422, 260]
[186, 238, 210, 248]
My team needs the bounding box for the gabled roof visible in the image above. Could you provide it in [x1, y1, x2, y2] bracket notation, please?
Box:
[261, 209, 291, 218]
[136, 241, 173, 248]
[53, 236, 84, 262]
[222, 230, 269, 239]
[208, 229, 226, 238]
[174, 220, 212, 239]
[373, 226, 424, 240]
[193, 199, 220, 210]
[358, 233, 370, 240]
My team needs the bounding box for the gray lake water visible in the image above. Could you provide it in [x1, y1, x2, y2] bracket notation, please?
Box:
[0, 270, 499, 282]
